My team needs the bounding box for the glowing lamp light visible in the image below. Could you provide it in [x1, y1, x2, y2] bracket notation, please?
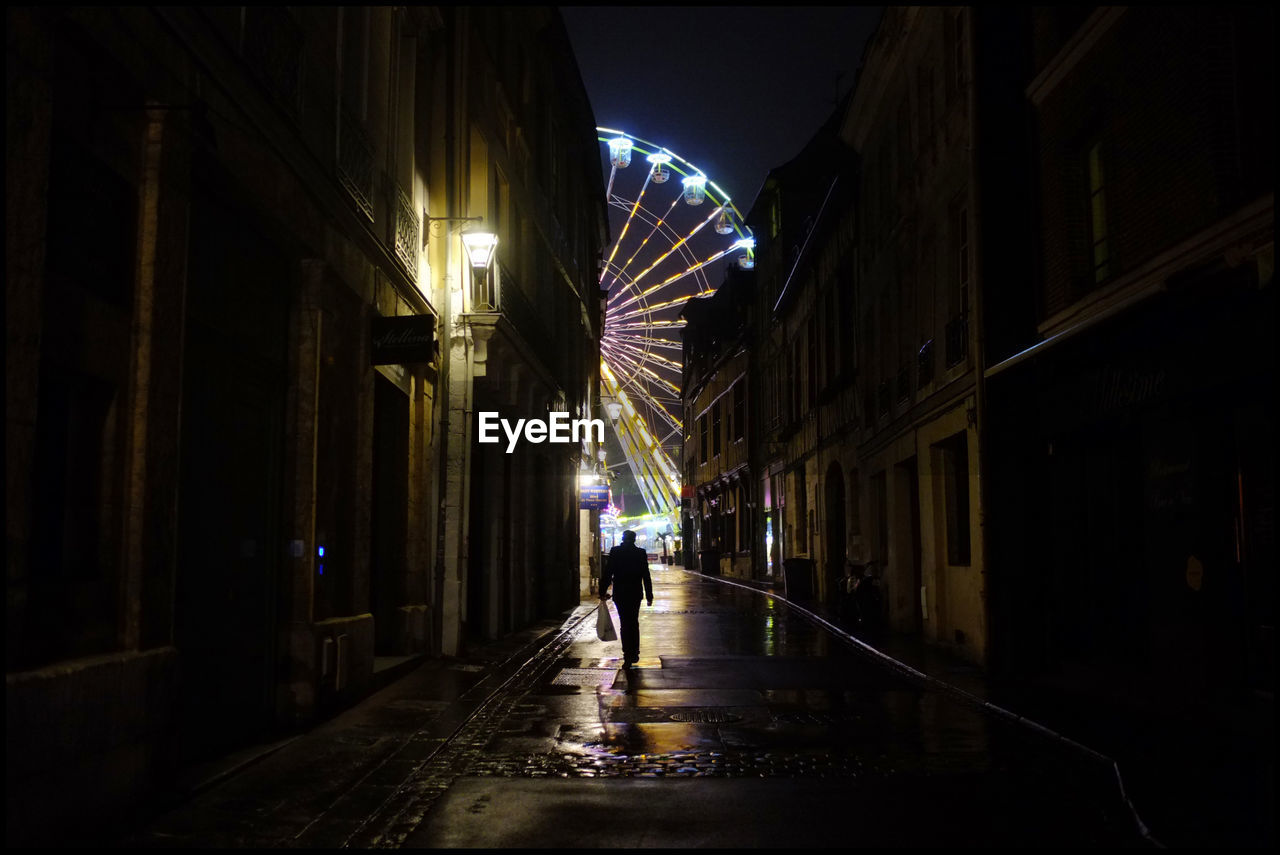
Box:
[608, 137, 633, 168]
[597, 447, 607, 462]
[732, 237, 756, 250]
[647, 152, 672, 183]
[605, 401, 623, 421]
[682, 174, 707, 205]
[460, 230, 498, 270]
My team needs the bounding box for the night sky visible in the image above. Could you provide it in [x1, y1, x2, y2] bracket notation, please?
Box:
[563, 6, 881, 517]
[562, 6, 882, 215]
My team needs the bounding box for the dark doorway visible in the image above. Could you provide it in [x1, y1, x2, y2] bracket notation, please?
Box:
[176, 188, 288, 761]
[467, 442, 489, 642]
[824, 461, 846, 613]
[896, 456, 923, 633]
[370, 373, 409, 655]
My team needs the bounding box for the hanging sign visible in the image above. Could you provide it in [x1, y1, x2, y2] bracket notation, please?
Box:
[579, 485, 610, 510]
[372, 315, 435, 365]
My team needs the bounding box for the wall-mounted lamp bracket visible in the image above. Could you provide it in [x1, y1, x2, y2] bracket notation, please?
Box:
[422, 212, 483, 243]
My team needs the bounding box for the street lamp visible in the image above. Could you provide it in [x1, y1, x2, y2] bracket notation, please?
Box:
[605, 400, 622, 422]
[460, 230, 499, 271]
[422, 213, 498, 271]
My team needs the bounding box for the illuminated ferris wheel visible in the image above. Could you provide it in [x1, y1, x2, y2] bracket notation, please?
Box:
[597, 128, 755, 517]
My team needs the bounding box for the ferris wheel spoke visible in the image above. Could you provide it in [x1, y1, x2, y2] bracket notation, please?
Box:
[604, 205, 698, 309]
[605, 205, 709, 311]
[607, 334, 684, 352]
[605, 319, 688, 333]
[613, 204, 723, 301]
[608, 288, 718, 324]
[603, 346, 681, 395]
[606, 363, 683, 433]
[601, 170, 655, 281]
[611, 243, 737, 314]
[606, 339, 684, 374]
[604, 195, 681, 294]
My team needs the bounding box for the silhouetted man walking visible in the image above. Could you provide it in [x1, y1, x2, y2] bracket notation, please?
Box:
[601, 530, 653, 667]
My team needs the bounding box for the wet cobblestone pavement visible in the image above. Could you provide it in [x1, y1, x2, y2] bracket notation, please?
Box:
[134, 565, 1151, 848]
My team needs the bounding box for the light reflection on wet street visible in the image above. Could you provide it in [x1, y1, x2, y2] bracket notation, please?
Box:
[404, 565, 1146, 848]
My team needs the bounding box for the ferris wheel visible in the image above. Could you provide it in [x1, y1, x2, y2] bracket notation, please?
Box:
[597, 128, 755, 517]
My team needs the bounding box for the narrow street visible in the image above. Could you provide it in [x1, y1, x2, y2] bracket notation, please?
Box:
[133, 564, 1146, 848]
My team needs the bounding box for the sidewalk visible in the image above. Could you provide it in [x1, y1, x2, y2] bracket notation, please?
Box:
[127, 610, 593, 848]
[697, 568, 1273, 848]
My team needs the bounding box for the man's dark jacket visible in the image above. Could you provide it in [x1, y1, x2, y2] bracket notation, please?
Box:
[603, 542, 653, 603]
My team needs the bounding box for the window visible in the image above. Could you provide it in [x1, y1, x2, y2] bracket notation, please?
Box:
[733, 382, 745, 441]
[896, 101, 911, 186]
[849, 468, 861, 536]
[938, 432, 971, 565]
[724, 488, 737, 552]
[872, 471, 887, 565]
[699, 414, 708, 465]
[825, 289, 838, 388]
[493, 168, 510, 255]
[955, 202, 969, 317]
[711, 401, 722, 458]
[790, 338, 802, 424]
[796, 468, 809, 554]
[341, 7, 370, 119]
[807, 318, 818, 407]
[1087, 141, 1111, 284]
[393, 28, 416, 189]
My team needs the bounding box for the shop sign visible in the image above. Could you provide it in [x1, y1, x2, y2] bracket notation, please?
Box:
[372, 315, 434, 365]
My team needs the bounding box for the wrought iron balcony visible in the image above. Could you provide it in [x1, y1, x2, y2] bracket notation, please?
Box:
[393, 187, 419, 277]
[337, 110, 374, 221]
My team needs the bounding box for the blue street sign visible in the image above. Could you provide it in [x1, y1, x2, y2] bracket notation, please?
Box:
[579, 484, 610, 510]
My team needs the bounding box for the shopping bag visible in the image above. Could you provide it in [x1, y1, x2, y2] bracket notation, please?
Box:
[596, 602, 617, 641]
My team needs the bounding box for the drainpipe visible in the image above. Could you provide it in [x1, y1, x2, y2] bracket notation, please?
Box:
[433, 8, 459, 656]
[968, 7, 991, 662]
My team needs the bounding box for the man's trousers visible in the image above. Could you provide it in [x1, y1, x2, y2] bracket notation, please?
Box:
[615, 598, 642, 661]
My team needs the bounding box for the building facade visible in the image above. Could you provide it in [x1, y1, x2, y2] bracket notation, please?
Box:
[747, 123, 858, 605]
[984, 6, 1274, 703]
[682, 267, 754, 579]
[5, 6, 604, 841]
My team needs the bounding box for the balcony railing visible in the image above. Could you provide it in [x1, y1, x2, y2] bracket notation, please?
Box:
[393, 187, 419, 277]
[337, 110, 374, 221]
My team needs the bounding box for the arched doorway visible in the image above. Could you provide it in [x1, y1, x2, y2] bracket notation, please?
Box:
[824, 461, 846, 612]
